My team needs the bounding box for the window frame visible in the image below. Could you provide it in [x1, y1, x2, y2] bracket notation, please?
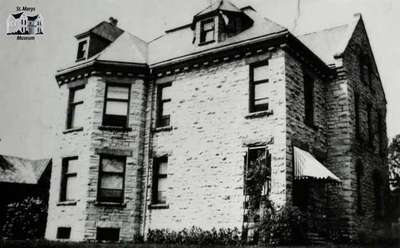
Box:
[96, 227, 120, 242]
[102, 83, 131, 128]
[354, 93, 361, 139]
[244, 146, 271, 196]
[97, 154, 126, 203]
[56, 227, 71, 239]
[356, 161, 364, 215]
[156, 82, 172, 128]
[76, 38, 89, 61]
[152, 156, 168, 204]
[303, 69, 315, 127]
[60, 156, 78, 202]
[249, 61, 269, 113]
[199, 18, 215, 44]
[367, 104, 374, 147]
[359, 53, 373, 90]
[66, 85, 85, 130]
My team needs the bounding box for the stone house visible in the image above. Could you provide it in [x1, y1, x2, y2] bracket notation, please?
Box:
[45, 0, 388, 243]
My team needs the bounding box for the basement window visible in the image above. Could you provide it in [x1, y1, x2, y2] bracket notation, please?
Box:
[199, 18, 215, 44]
[56, 227, 71, 239]
[97, 227, 120, 242]
[249, 61, 269, 113]
[98, 155, 126, 203]
[103, 84, 130, 128]
[152, 156, 168, 204]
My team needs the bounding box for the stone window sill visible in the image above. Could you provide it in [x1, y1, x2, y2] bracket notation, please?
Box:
[245, 110, 273, 119]
[198, 40, 215, 46]
[63, 127, 83, 134]
[149, 203, 169, 209]
[98, 126, 132, 132]
[57, 200, 77, 206]
[153, 125, 173, 133]
[94, 201, 127, 207]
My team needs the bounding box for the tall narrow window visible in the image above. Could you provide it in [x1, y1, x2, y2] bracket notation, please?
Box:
[200, 18, 215, 44]
[103, 84, 130, 127]
[98, 155, 126, 203]
[367, 105, 374, 146]
[152, 156, 168, 204]
[66, 86, 85, 129]
[359, 54, 372, 89]
[373, 171, 384, 217]
[249, 61, 269, 113]
[356, 161, 364, 214]
[156, 83, 172, 127]
[354, 93, 361, 139]
[245, 147, 271, 197]
[303, 70, 314, 126]
[60, 157, 79, 202]
[76, 39, 88, 60]
[378, 112, 385, 155]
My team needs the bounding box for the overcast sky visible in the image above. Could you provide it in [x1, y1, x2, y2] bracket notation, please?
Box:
[0, 0, 399, 159]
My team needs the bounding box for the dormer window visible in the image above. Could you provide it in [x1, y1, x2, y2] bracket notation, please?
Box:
[200, 18, 215, 44]
[76, 38, 89, 61]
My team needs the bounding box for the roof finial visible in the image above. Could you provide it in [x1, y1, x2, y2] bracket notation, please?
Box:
[109, 17, 118, 26]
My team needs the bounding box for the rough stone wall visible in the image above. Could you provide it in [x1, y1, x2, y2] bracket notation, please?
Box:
[143, 50, 287, 233]
[340, 20, 388, 237]
[46, 76, 147, 241]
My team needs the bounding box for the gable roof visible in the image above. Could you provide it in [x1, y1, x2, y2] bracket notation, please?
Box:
[0, 155, 51, 184]
[75, 21, 124, 42]
[195, 0, 242, 18]
[28, 15, 39, 21]
[297, 16, 359, 66]
[11, 12, 24, 19]
[148, 8, 287, 66]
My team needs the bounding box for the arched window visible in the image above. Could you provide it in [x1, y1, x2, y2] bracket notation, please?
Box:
[356, 161, 364, 214]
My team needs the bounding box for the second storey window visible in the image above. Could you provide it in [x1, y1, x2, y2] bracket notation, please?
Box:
[200, 18, 215, 44]
[66, 86, 84, 129]
[103, 84, 130, 127]
[367, 105, 374, 146]
[98, 155, 126, 203]
[303, 71, 314, 126]
[354, 93, 361, 139]
[156, 83, 172, 127]
[249, 61, 269, 113]
[60, 157, 78, 202]
[152, 156, 168, 204]
[359, 54, 372, 89]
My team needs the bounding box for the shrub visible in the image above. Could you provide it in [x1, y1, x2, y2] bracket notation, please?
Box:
[1, 197, 48, 239]
[146, 226, 241, 245]
[259, 205, 308, 246]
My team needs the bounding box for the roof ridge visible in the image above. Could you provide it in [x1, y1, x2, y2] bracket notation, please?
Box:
[299, 23, 350, 37]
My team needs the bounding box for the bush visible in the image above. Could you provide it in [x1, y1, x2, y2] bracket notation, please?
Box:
[146, 226, 241, 245]
[259, 205, 308, 246]
[1, 197, 48, 239]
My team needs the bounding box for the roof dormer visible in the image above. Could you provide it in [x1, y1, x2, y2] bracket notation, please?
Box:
[191, 0, 253, 46]
[74, 17, 123, 61]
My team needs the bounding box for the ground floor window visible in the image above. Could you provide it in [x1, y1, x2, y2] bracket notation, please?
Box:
[97, 155, 126, 203]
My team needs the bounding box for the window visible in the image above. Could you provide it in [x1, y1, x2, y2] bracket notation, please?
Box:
[293, 180, 308, 211]
[103, 84, 130, 127]
[249, 61, 269, 113]
[367, 105, 374, 146]
[66, 86, 85, 129]
[359, 54, 372, 88]
[354, 93, 361, 139]
[303, 70, 314, 126]
[156, 83, 172, 127]
[60, 157, 79, 202]
[378, 112, 385, 155]
[152, 156, 168, 204]
[76, 39, 88, 60]
[97, 227, 120, 242]
[200, 18, 215, 44]
[373, 171, 384, 217]
[98, 155, 126, 203]
[245, 147, 271, 196]
[56, 227, 71, 239]
[356, 161, 364, 214]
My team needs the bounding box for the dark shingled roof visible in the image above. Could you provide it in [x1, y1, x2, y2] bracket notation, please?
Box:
[27, 15, 39, 21]
[12, 12, 24, 19]
[75, 21, 124, 42]
[0, 155, 51, 184]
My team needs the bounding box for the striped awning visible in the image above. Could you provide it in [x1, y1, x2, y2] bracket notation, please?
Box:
[293, 146, 341, 183]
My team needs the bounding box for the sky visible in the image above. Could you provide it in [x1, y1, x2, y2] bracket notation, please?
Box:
[0, 0, 399, 159]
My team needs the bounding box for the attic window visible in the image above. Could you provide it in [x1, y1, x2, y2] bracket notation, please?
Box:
[76, 39, 89, 60]
[200, 18, 215, 44]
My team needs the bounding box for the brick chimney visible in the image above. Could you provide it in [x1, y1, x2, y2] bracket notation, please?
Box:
[109, 17, 118, 26]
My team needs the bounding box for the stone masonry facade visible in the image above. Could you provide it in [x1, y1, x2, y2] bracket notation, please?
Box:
[45, 1, 388, 243]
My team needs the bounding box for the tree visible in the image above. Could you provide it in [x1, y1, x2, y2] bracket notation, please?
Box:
[388, 135, 400, 190]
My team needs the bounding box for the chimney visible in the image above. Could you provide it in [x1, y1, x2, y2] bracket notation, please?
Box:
[109, 17, 118, 26]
